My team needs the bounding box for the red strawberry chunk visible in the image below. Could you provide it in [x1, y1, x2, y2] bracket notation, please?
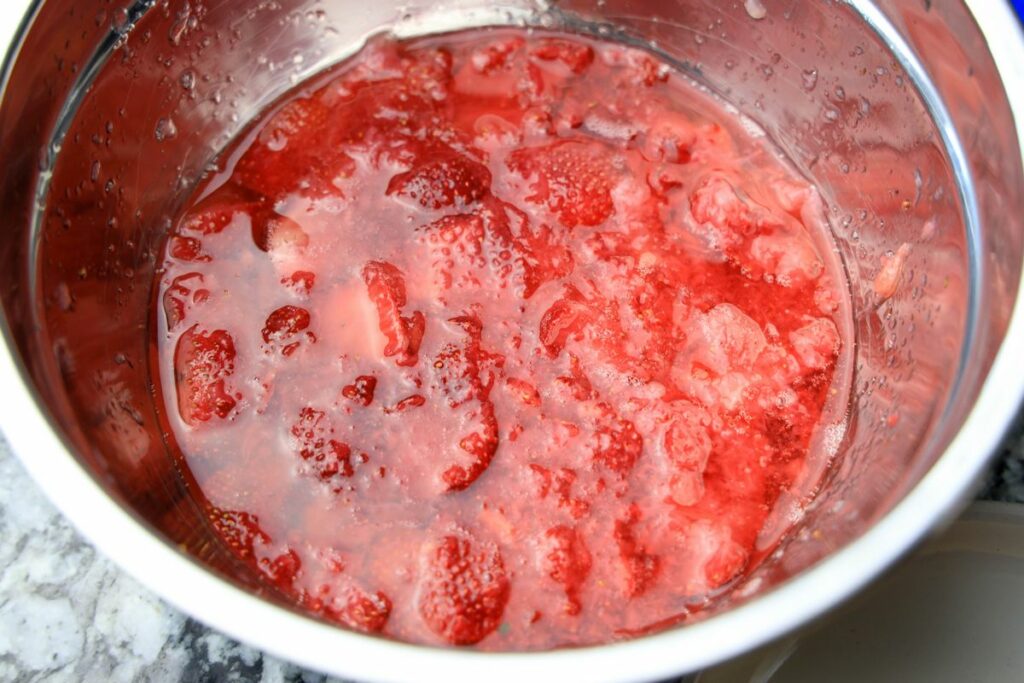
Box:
[260, 549, 302, 591]
[530, 40, 595, 74]
[341, 375, 377, 407]
[431, 316, 501, 492]
[162, 272, 208, 331]
[538, 287, 594, 357]
[330, 587, 393, 634]
[590, 405, 644, 477]
[179, 184, 263, 235]
[614, 505, 660, 597]
[418, 534, 510, 645]
[387, 151, 491, 210]
[235, 96, 355, 199]
[540, 525, 592, 615]
[209, 508, 269, 560]
[290, 407, 355, 481]
[507, 141, 617, 228]
[281, 270, 316, 296]
[168, 235, 207, 262]
[262, 305, 312, 344]
[174, 326, 238, 425]
[362, 261, 425, 367]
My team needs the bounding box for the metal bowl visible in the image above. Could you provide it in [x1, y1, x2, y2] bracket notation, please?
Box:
[1, 1, 1022, 681]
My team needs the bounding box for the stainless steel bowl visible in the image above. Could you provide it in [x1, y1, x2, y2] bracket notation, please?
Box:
[1, 1, 1022, 681]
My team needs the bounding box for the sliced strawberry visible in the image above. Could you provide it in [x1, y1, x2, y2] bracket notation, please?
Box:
[540, 525, 592, 615]
[431, 316, 500, 492]
[174, 326, 238, 425]
[235, 96, 355, 199]
[180, 181, 265, 233]
[418, 213, 486, 294]
[362, 261, 425, 367]
[387, 151, 491, 210]
[505, 377, 541, 407]
[418, 534, 510, 645]
[251, 213, 309, 254]
[514, 221, 574, 299]
[507, 140, 617, 228]
[470, 36, 525, 73]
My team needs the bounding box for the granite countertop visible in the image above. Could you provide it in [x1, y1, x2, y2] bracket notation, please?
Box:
[2, 422, 1023, 682]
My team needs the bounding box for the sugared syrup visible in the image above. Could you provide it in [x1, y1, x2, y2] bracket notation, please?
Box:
[153, 29, 850, 649]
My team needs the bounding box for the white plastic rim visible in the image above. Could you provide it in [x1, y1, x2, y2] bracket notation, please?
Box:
[0, 2, 1022, 682]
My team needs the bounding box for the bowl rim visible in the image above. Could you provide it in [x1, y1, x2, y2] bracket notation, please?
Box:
[1, 1, 1023, 681]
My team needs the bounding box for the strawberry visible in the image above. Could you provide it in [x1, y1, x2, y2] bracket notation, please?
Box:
[251, 213, 309, 254]
[178, 183, 264, 235]
[590, 405, 644, 477]
[281, 270, 316, 296]
[418, 534, 510, 645]
[614, 505, 659, 597]
[162, 272, 208, 331]
[209, 508, 269, 561]
[174, 326, 238, 425]
[530, 39, 595, 74]
[540, 525, 592, 615]
[387, 151, 491, 210]
[429, 315, 501, 492]
[235, 97, 355, 199]
[362, 261, 426, 367]
[262, 305, 312, 344]
[328, 587, 392, 634]
[341, 375, 377, 407]
[507, 141, 617, 228]
[168, 235, 207, 262]
[260, 549, 302, 591]
[290, 407, 354, 480]
[537, 287, 594, 357]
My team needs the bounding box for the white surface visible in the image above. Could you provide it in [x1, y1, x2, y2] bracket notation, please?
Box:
[697, 502, 1024, 682]
[0, 1, 32, 63]
[0, 433, 343, 682]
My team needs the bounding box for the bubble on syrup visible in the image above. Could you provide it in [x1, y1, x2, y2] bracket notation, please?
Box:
[155, 117, 178, 142]
[744, 0, 768, 20]
[801, 69, 818, 92]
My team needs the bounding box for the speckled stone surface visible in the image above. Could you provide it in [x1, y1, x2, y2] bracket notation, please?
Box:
[1, 420, 1022, 682]
[0, 435, 348, 683]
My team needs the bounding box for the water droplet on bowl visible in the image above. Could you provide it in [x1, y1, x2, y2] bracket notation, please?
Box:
[155, 117, 178, 142]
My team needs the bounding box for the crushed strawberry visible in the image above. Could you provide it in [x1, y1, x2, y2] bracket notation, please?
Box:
[157, 29, 848, 650]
